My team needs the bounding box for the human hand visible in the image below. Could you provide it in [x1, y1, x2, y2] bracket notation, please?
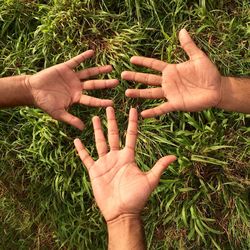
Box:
[25, 50, 118, 130]
[74, 107, 176, 222]
[122, 29, 222, 118]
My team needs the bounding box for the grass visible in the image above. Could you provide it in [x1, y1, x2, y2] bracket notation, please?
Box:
[0, 0, 249, 249]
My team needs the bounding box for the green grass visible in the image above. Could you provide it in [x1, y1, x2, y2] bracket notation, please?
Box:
[0, 0, 249, 249]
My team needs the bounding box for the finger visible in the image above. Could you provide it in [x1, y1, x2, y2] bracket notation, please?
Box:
[146, 155, 177, 189]
[130, 56, 167, 72]
[125, 108, 138, 151]
[141, 102, 175, 118]
[66, 50, 94, 69]
[121, 71, 162, 86]
[92, 116, 108, 157]
[79, 95, 113, 107]
[125, 88, 164, 99]
[106, 107, 120, 150]
[74, 138, 95, 170]
[179, 28, 204, 60]
[52, 110, 84, 130]
[82, 79, 119, 90]
[77, 65, 113, 80]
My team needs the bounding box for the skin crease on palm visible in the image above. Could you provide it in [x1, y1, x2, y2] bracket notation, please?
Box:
[74, 107, 176, 222]
[25, 50, 119, 130]
[122, 28, 222, 118]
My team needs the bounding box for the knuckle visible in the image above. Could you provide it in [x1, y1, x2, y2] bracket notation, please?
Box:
[109, 129, 118, 135]
[99, 153, 106, 157]
[126, 145, 134, 151]
[127, 130, 137, 136]
[96, 139, 106, 144]
[111, 146, 119, 150]
[85, 69, 91, 78]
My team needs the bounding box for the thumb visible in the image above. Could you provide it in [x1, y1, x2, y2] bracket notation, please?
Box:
[52, 109, 85, 130]
[179, 28, 204, 59]
[146, 155, 177, 190]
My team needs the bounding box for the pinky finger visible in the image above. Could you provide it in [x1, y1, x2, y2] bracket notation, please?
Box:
[141, 102, 175, 118]
[74, 138, 95, 170]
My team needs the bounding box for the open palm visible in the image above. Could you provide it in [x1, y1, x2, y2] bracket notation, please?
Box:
[122, 29, 221, 118]
[74, 107, 176, 222]
[26, 50, 118, 129]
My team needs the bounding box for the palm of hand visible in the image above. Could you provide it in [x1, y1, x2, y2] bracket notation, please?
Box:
[122, 29, 222, 118]
[74, 107, 176, 222]
[26, 50, 117, 130]
[28, 63, 81, 117]
[162, 55, 221, 111]
[89, 149, 152, 221]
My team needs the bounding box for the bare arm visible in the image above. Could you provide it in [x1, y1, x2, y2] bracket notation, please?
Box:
[0, 75, 33, 107]
[74, 107, 176, 249]
[107, 215, 146, 250]
[218, 77, 250, 113]
[0, 50, 118, 129]
[122, 29, 250, 117]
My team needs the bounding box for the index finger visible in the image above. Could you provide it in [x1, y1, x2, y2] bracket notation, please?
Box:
[66, 50, 94, 69]
[130, 56, 167, 72]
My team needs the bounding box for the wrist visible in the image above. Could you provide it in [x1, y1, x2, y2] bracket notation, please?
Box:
[107, 214, 146, 250]
[107, 213, 141, 227]
[216, 76, 250, 113]
[215, 76, 232, 110]
[214, 74, 223, 108]
[23, 75, 36, 107]
[0, 75, 34, 108]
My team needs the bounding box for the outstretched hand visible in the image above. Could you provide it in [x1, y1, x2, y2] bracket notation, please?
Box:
[122, 29, 222, 118]
[25, 50, 118, 130]
[74, 107, 176, 222]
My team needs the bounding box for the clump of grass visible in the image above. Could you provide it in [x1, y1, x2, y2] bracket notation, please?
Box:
[0, 0, 249, 249]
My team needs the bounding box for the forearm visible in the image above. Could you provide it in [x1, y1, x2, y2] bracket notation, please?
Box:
[0, 75, 33, 108]
[107, 214, 146, 250]
[217, 77, 250, 113]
